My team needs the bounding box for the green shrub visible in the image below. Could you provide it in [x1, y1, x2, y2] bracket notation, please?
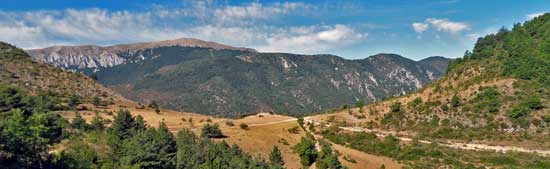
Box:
[508, 105, 530, 119]
[201, 123, 224, 138]
[294, 137, 317, 166]
[239, 123, 249, 130]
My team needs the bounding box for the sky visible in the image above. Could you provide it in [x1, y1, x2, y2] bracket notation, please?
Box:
[0, 0, 548, 60]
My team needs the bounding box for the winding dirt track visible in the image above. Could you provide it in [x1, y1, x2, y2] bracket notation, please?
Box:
[295, 117, 550, 156]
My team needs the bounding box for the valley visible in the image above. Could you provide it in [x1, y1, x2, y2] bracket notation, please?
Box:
[1, 4, 550, 168]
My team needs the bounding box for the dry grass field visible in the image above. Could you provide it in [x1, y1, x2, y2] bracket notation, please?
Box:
[59, 100, 403, 169]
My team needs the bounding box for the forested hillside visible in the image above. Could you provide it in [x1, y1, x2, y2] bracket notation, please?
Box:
[310, 13, 550, 168]
[30, 43, 449, 117]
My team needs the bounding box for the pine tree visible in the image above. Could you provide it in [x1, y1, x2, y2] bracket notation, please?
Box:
[111, 109, 135, 139]
[157, 122, 177, 168]
[293, 136, 317, 166]
[133, 115, 147, 132]
[201, 123, 224, 138]
[68, 94, 81, 108]
[91, 112, 104, 131]
[316, 142, 343, 169]
[269, 146, 284, 166]
[71, 112, 88, 130]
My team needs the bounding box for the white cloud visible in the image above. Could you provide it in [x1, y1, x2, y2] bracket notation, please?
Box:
[412, 18, 470, 35]
[258, 25, 367, 54]
[527, 12, 544, 19]
[412, 22, 429, 33]
[213, 2, 308, 21]
[0, 4, 366, 55]
[426, 18, 470, 34]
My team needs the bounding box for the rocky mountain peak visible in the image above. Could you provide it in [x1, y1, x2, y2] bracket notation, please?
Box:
[25, 38, 256, 69]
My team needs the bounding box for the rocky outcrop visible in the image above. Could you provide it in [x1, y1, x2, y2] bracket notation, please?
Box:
[26, 38, 256, 69]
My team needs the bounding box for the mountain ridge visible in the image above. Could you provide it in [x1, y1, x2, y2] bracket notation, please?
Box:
[27, 42, 451, 117]
[26, 37, 256, 69]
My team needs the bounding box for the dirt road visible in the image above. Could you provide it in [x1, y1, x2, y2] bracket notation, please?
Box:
[303, 117, 550, 156]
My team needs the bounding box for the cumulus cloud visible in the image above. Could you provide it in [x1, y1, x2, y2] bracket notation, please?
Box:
[257, 25, 367, 54]
[0, 3, 366, 54]
[412, 22, 429, 33]
[412, 18, 470, 34]
[426, 18, 469, 34]
[527, 12, 544, 19]
[213, 2, 308, 22]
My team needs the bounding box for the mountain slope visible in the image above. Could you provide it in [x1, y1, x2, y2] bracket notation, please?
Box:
[0, 42, 121, 103]
[28, 41, 450, 117]
[319, 13, 550, 148]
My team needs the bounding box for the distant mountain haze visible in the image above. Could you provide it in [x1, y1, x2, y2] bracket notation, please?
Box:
[27, 38, 451, 117]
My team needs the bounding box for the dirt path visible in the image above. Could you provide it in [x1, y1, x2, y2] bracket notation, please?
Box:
[247, 118, 297, 127]
[303, 117, 550, 156]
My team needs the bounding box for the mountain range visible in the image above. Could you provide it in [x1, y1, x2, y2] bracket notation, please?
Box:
[27, 38, 451, 117]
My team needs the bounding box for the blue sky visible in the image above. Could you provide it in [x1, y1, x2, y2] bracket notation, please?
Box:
[1, 0, 548, 60]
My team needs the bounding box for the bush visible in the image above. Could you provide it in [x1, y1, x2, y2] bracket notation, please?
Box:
[543, 115, 550, 123]
[294, 137, 317, 166]
[239, 123, 249, 130]
[288, 126, 300, 134]
[92, 96, 101, 106]
[201, 123, 224, 138]
[390, 102, 402, 113]
[269, 146, 284, 166]
[225, 121, 234, 126]
[408, 97, 422, 108]
[68, 94, 82, 108]
[508, 106, 530, 119]
[71, 112, 89, 130]
[524, 95, 543, 110]
[451, 95, 460, 108]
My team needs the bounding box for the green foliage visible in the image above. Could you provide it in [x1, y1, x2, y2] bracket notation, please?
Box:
[119, 122, 176, 168]
[288, 126, 300, 134]
[68, 94, 82, 108]
[451, 95, 460, 108]
[269, 146, 284, 166]
[450, 13, 550, 86]
[293, 136, 317, 166]
[239, 123, 249, 130]
[316, 141, 343, 169]
[524, 95, 543, 110]
[133, 115, 147, 132]
[408, 97, 423, 108]
[0, 86, 63, 168]
[111, 109, 135, 139]
[473, 87, 501, 113]
[543, 115, 550, 123]
[201, 123, 224, 138]
[71, 112, 89, 131]
[508, 105, 530, 119]
[355, 101, 364, 108]
[0, 86, 30, 113]
[92, 96, 100, 107]
[297, 117, 304, 127]
[90, 113, 105, 131]
[390, 102, 402, 113]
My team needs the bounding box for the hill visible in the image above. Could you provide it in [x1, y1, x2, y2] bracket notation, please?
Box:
[306, 13, 550, 168]
[27, 41, 451, 117]
[0, 42, 122, 104]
